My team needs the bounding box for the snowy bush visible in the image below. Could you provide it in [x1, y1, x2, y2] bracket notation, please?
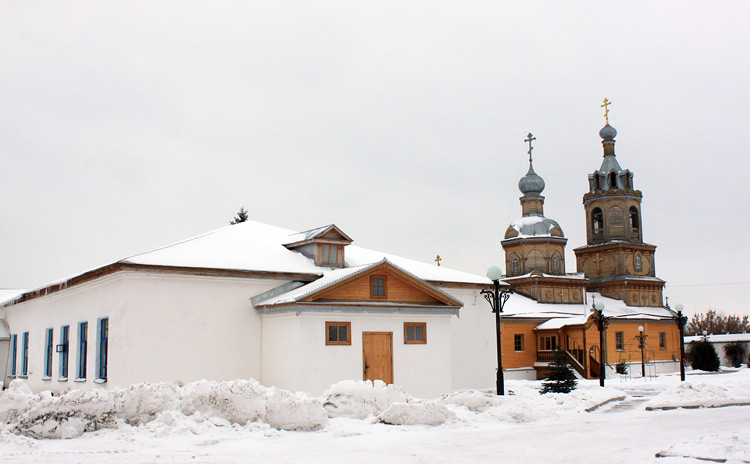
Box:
[377, 401, 455, 426]
[323, 380, 409, 419]
[439, 391, 503, 413]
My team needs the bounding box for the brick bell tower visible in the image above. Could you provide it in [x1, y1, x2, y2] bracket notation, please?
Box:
[573, 100, 665, 307]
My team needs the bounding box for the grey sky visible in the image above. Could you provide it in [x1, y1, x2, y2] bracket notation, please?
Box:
[2, 2, 748, 316]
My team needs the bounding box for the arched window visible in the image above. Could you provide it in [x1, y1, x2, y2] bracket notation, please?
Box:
[511, 257, 520, 274]
[629, 206, 640, 229]
[592, 208, 604, 237]
[609, 172, 617, 188]
[552, 254, 561, 273]
[625, 172, 633, 189]
[634, 253, 642, 272]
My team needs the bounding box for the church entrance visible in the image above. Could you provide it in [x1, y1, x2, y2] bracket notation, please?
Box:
[362, 332, 393, 384]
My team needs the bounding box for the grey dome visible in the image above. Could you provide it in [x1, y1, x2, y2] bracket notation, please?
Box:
[599, 124, 617, 140]
[508, 216, 564, 238]
[518, 165, 545, 196]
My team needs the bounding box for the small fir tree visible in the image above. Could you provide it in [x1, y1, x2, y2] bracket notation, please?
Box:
[689, 340, 721, 372]
[615, 360, 629, 375]
[723, 342, 747, 368]
[230, 207, 249, 225]
[540, 348, 578, 394]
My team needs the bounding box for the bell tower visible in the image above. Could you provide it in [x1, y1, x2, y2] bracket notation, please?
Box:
[574, 100, 665, 307]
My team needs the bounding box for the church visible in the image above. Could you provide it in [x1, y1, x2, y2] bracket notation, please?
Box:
[0, 107, 682, 395]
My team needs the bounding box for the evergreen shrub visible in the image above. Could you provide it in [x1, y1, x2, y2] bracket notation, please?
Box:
[689, 340, 721, 372]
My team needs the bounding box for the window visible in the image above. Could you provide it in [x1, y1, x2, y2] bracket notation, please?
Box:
[97, 318, 109, 381]
[659, 332, 666, 350]
[634, 253, 643, 272]
[22, 332, 29, 376]
[615, 331, 624, 350]
[592, 208, 604, 237]
[511, 257, 519, 274]
[60, 325, 69, 379]
[78, 322, 88, 379]
[321, 244, 338, 265]
[514, 334, 524, 352]
[629, 206, 640, 230]
[609, 171, 617, 188]
[552, 255, 560, 273]
[371, 276, 386, 298]
[404, 322, 426, 344]
[326, 321, 351, 345]
[541, 336, 556, 351]
[44, 328, 53, 378]
[10, 334, 17, 376]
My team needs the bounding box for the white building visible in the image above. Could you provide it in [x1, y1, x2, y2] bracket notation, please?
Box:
[2, 221, 510, 397]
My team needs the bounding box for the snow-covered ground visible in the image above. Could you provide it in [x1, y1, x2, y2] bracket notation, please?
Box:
[1, 370, 749, 463]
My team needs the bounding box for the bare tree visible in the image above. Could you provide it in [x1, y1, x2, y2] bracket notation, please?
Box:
[686, 309, 750, 335]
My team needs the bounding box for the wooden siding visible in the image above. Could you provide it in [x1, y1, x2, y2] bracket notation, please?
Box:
[311, 268, 442, 304]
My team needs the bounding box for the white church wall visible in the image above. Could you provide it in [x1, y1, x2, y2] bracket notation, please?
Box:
[445, 287, 500, 391]
[261, 311, 453, 397]
[3, 271, 286, 392]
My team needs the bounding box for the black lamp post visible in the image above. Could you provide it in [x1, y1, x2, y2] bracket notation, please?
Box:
[671, 303, 688, 381]
[590, 299, 609, 387]
[481, 266, 513, 396]
[636, 326, 647, 378]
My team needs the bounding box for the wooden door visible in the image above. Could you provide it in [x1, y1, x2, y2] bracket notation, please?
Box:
[362, 332, 393, 384]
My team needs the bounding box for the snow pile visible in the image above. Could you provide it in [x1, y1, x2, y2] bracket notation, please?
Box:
[378, 401, 455, 426]
[265, 387, 328, 431]
[657, 430, 750, 462]
[119, 382, 181, 425]
[648, 380, 750, 409]
[181, 378, 266, 425]
[0, 380, 39, 423]
[323, 380, 409, 419]
[0, 378, 328, 438]
[14, 388, 119, 439]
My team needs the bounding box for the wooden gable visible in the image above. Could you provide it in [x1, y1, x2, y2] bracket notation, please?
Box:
[300, 262, 460, 306]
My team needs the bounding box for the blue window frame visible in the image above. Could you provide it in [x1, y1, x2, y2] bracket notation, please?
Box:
[22, 332, 29, 376]
[96, 318, 109, 381]
[44, 328, 54, 378]
[60, 325, 70, 379]
[78, 322, 88, 379]
[10, 334, 17, 376]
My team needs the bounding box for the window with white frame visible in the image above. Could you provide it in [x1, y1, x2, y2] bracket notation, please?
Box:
[10, 334, 17, 376]
[22, 332, 29, 376]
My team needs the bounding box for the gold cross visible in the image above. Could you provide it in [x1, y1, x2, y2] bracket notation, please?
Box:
[601, 98, 611, 124]
[435, 254, 442, 266]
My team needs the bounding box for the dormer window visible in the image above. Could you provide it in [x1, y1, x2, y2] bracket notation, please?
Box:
[371, 276, 386, 298]
[321, 244, 338, 265]
[283, 224, 353, 268]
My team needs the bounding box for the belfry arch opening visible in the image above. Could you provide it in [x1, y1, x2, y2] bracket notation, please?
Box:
[592, 208, 604, 238]
[608, 172, 617, 188]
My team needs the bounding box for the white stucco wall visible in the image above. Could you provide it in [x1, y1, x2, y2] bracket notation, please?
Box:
[3, 270, 285, 392]
[261, 311, 453, 397]
[444, 287, 500, 391]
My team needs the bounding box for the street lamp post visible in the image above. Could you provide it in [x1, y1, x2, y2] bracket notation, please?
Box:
[636, 326, 647, 378]
[481, 266, 513, 396]
[590, 299, 609, 387]
[668, 302, 688, 381]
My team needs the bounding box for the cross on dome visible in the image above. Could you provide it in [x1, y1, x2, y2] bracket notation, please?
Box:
[601, 98, 612, 124]
[524, 132, 536, 163]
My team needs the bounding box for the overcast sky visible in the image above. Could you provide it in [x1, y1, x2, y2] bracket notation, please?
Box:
[2, 2, 748, 317]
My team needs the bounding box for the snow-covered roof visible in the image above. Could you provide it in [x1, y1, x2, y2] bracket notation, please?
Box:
[0, 289, 24, 305]
[506, 216, 563, 239]
[8, 222, 489, 304]
[501, 272, 587, 282]
[502, 292, 676, 323]
[684, 334, 750, 344]
[254, 258, 463, 307]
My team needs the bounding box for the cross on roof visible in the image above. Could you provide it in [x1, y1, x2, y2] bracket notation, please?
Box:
[601, 98, 612, 124]
[524, 133, 536, 163]
[435, 254, 442, 266]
